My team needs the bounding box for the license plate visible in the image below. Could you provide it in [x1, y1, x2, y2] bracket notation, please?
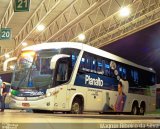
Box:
[22, 103, 30, 107]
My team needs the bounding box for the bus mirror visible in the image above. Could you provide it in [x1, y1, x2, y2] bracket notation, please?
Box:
[50, 54, 70, 70]
[3, 57, 17, 71]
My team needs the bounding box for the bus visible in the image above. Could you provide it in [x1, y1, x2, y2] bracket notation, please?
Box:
[5, 42, 156, 115]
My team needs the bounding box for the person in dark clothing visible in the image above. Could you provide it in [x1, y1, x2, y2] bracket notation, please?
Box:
[1, 83, 8, 112]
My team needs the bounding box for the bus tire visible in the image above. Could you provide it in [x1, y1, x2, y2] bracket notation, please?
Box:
[131, 103, 139, 115]
[32, 109, 42, 113]
[139, 102, 145, 115]
[71, 98, 83, 114]
[63, 111, 70, 114]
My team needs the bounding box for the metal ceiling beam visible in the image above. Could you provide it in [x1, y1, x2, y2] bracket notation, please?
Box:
[14, 0, 62, 54]
[52, 0, 108, 42]
[34, 0, 108, 43]
[0, 0, 15, 69]
[0, 0, 14, 28]
[89, 1, 160, 48]
[34, 0, 81, 43]
[67, 0, 137, 42]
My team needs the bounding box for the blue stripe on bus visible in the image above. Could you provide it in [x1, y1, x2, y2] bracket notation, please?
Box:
[74, 73, 118, 90]
[74, 73, 152, 95]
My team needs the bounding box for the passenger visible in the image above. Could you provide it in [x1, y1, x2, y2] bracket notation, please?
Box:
[0, 76, 2, 92]
[1, 83, 8, 112]
[0, 77, 3, 110]
[114, 81, 126, 112]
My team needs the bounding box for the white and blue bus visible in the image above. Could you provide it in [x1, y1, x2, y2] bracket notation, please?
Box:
[5, 42, 156, 114]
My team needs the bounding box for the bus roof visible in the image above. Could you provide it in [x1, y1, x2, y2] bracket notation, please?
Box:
[22, 42, 155, 73]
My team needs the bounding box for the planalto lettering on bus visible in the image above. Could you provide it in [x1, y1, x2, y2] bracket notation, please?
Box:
[85, 75, 103, 86]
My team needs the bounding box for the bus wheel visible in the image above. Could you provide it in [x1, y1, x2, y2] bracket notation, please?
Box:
[139, 104, 145, 115]
[32, 109, 42, 113]
[131, 104, 139, 115]
[71, 98, 83, 114]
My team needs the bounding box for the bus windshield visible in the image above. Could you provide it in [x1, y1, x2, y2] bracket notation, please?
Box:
[13, 51, 35, 82]
[12, 49, 60, 89]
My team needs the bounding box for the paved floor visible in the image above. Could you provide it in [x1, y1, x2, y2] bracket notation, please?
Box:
[0, 110, 160, 129]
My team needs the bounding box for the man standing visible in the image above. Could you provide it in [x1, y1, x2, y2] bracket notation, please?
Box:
[0, 76, 2, 95]
[1, 83, 7, 112]
[0, 76, 3, 110]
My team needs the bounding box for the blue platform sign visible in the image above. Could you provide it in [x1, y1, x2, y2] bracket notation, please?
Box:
[14, 0, 30, 12]
[0, 28, 11, 40]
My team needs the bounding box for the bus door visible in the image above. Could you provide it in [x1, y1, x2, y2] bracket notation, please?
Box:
[86, 88, 103, 111]
[53, 57, 71, 110]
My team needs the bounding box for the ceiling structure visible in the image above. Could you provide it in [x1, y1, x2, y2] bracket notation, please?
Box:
[102, 22, 160, 83]
[0, 0, 160, 71]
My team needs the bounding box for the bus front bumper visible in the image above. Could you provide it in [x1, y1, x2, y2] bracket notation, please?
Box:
[9, 96, 54, 111]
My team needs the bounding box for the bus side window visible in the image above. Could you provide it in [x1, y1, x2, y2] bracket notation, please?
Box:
[109, 68, 115, 77]
[86, 56, 91, 71]
[118, 65, 127, 80]
[83, 54, 91, 71]
[122, 68, 127, 80]
[33, 57, 40, 71]
[145, 72, 156, 86]
[97, 58, 103, 74]
[57, 63, 68, 81]
[41, 58, 52, 74]
[151, 74, 156, 85]
[61, 48, 80, 69]
[80, 57, 85, 71]
[131, 70, 139, 86]
[71, 51, 79, 68]
[102, 60, 105, 75]
[104, 60, 110, 76]
[72, 54, 76, 68]
[91, 57, 97, 73]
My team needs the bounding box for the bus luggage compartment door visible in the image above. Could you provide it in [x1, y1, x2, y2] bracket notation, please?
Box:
[102, 92, 110, 112]
[86, 89, 103, 111]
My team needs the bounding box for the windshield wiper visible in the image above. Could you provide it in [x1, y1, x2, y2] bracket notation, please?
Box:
[11, 86, 19, 90]
[17, 68, 30, 88]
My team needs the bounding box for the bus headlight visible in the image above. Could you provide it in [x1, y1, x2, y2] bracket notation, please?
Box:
[46, 92, 51, 97]
[8, 92, 11, 96]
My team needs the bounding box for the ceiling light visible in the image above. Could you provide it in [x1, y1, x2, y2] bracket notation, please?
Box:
[5, 53, 10, 58]
[37, 24, 45, 31]
[149, 68, 153, 71]
[10, 65, 14, 70]
[119, 7, 131, 17]
[22, 42, 28, 47]
[78, 34, 86, 41]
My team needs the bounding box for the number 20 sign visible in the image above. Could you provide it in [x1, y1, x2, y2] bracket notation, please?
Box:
[14, 0, 30, 12]
[0, 28, 11, 40]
